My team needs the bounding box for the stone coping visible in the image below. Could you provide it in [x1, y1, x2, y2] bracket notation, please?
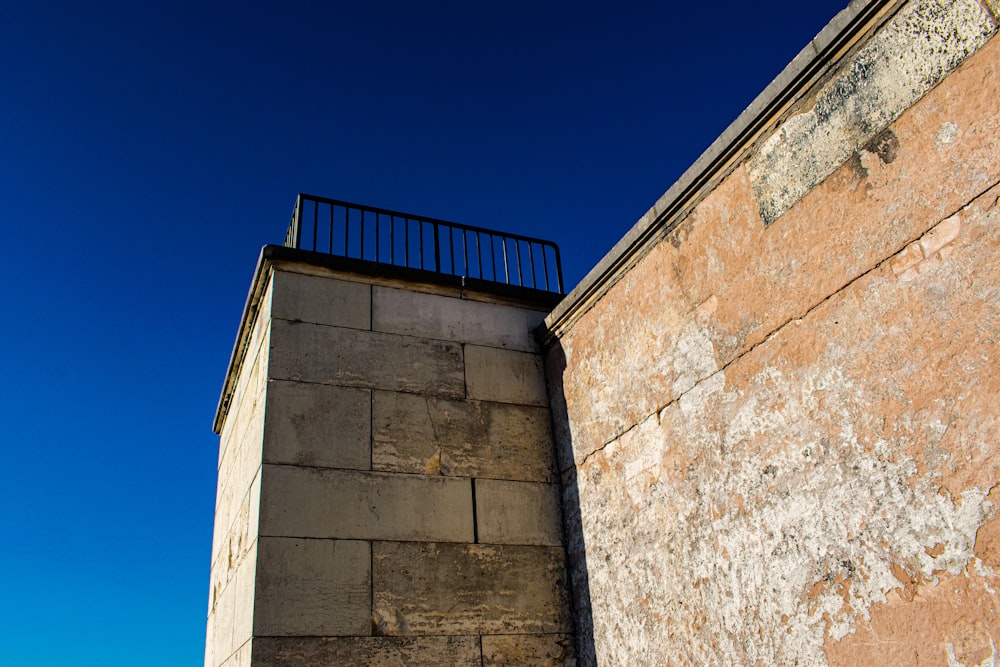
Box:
[539, 0, 904, 343]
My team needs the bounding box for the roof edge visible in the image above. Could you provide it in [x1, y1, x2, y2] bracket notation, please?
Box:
[540, 0, 902, 344]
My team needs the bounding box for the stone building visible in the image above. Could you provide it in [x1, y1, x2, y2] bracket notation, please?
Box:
[206, 0, 1000, 664]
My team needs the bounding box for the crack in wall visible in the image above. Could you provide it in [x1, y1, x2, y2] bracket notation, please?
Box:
[574, 174, 1000, 473]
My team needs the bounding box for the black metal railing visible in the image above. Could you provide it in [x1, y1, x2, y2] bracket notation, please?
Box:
[284, 193, 564, 293]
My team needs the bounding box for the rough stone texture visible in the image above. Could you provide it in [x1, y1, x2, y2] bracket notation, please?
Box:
[465, 344, 548, 406]
[549, 24, 1000, 667]
[221, 640, 252, 667]
[372, 390, 555, 482]
[259, 464, 474, 542]
[557, 24, 1000, 467]
[372, 541, 572, 636]
[372, 285, 546, 352]
[481, 634, 577, 666]
[269, 319, 465, 398]
[570, 181, 1000, 664]
[254, 537, 370, 637]
[263, 380, 370, 470]
[475, 479, 564, 546]
[748, 0, 995, 223]
[270, 269, 371, 330]
[207, 279, 271, 667]
[987, 0, 1000, 21]
[209, 261, 571, 663]
[252, 636, 481, 666]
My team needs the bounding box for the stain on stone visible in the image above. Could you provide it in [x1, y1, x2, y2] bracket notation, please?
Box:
[866, 129, 900, 164]
[667, 219, 691, 248]
[748, 0, 994, 224]
[848, 153, 870, 181]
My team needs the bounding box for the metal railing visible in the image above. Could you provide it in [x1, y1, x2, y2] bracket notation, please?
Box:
[284, 193, 564, 293]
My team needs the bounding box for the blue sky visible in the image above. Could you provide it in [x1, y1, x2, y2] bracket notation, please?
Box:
[0, 1, 844, 664]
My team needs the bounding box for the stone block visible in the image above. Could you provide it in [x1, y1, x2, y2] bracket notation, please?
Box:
[252, 636, 481, 666]
[372, 390, 555, 481]
[223, 639, 251, 667]
[268, 319, 465, 398]
[481, 634, 577, 666]
[213, 422, 263, 565]
[271, 269, 371, 330]
[372, 541, 572, 635]
[259, 464, 474, 542]
[465, 345, 548, 406]
[253, 537, 370, 637]
[231, 541, 257, 651]
[213, 578, 236, 665]
[372, 285, 545, 351]
[220, 308, 271, 460]
[475, 479, 563, 546]
[263, 380, 370, 470]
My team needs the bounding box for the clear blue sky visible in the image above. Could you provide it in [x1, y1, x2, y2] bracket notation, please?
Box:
[0, 1, 845, 664]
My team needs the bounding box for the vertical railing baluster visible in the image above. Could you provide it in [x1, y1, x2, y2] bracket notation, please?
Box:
[418, 220, 424, 269]
[475, 232, 482, 279]
[375, 212, 380, 262]
[344, 207, 349, 256]
[328, 204, 334, 254]
[501, 238, 509, 284]
[405, 218, 410, 267]
[360, 210, 365, 259]
[528, 243, 536, 288]
[554, 244, 564, 293]
[514, 240, 522, 285]
[312, 200, 319, 252]
[462, 230, 469, 277]
[449, 227, 455, 275]
[433, 223, 440, 272]
[490, 235, 497, 281]
[542, 244, 551, 291]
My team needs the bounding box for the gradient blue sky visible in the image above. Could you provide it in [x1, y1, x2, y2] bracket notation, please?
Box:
[1, 1, 845, 664]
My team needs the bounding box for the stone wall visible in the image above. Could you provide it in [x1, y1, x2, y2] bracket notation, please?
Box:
[207, 256, 573, 666]
[205, 270, 270, 667]
[543, 0, 1000, 664]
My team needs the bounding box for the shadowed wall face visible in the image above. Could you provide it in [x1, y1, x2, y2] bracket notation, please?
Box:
[207, 265, 573, 667]
[545, 1, 1000, 664]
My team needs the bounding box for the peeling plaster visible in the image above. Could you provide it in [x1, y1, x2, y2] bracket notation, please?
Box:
[578, 363, 996, 666]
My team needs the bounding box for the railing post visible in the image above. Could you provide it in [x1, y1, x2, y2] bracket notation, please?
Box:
[554, 245, 564, 294]
[283, 194, 563, 293]
[293, 194, 303, 249]
[433, 224, 441, 272]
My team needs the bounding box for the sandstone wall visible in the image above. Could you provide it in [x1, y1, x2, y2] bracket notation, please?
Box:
[208, 258, 573, 666]
[206, 270, 271, 667]
[544, 1, 1000, 664]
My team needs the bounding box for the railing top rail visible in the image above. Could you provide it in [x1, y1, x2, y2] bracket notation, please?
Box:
[283, 192, 564, 294]
[295, 193, 560, 249]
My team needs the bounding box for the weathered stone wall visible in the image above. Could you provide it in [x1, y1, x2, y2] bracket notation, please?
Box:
[208, 259, 573, 666]
[543, 0, 1000, 664]
[206, 272, 271, 667]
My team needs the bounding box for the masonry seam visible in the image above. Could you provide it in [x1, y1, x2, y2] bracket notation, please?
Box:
[369, 538, 375, 637]
[574, 175, 1000, 471]
[540, 0, 904, 345]
[471, 478, 480, 544]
